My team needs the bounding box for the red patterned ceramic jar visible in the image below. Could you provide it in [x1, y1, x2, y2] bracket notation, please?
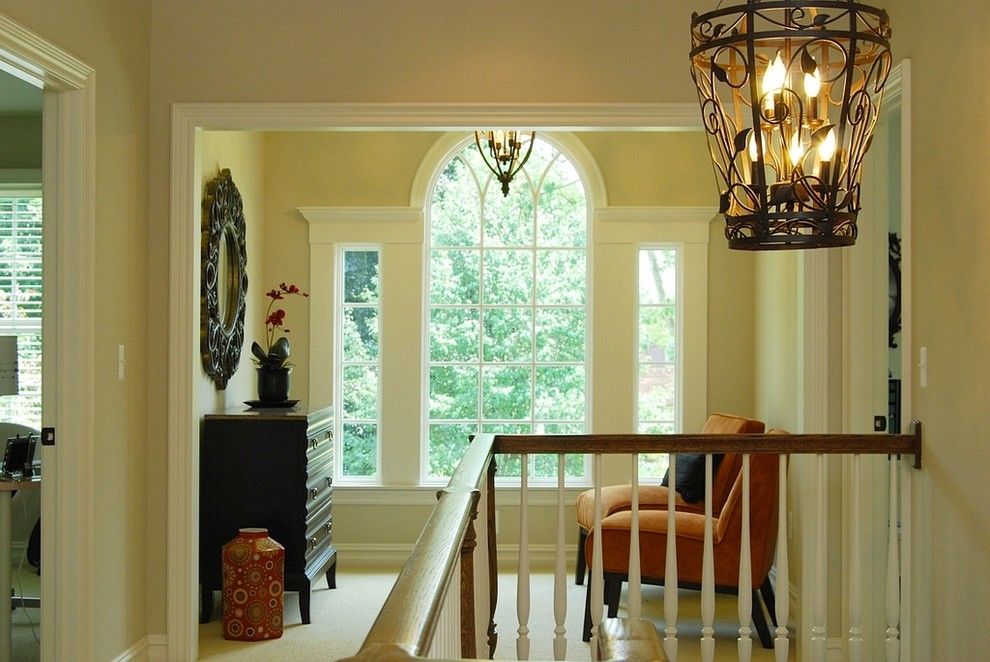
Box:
[222, 527, 285, 641]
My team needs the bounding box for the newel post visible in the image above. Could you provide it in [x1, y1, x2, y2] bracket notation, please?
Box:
[461, 489, 481, 658]
[487, 458, 498, 658]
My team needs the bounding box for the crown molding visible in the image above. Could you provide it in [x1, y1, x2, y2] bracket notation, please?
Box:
[173, 102, 703, 131]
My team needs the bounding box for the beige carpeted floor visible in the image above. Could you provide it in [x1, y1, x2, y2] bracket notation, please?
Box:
[198, 568, 793, 661]
[11, 557, 41, 662]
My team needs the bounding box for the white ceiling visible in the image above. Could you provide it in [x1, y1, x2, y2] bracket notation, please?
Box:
[0, 69, 42, 113]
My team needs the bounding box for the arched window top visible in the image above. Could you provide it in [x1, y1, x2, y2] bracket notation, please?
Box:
[430, 136, 588, 249]
[410, 131, 607, 211]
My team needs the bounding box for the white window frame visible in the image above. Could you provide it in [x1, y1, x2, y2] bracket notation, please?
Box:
[334, 243, 383, 485]
[420, 135, 593, 487]
[635, 244, 682, 479]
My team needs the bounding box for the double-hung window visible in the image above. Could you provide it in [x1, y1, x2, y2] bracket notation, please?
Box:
[0, 192, 42, 429]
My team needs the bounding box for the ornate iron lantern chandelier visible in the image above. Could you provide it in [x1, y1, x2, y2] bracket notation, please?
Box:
[474, 130, 536, 196]
[690, 1, 892, 249]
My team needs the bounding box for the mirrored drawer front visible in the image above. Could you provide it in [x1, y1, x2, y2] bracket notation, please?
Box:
[305, 494, 332, 531]
[306, 426, 333, 463]
[304, 516, 333, 565]
[306, 450, 333, 486]
[305, 470, 333, 507]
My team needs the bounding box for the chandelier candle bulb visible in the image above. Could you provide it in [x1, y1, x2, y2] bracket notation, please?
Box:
[804, 67, 821, 124]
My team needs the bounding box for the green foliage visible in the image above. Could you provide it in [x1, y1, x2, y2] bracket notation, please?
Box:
[425, 139, 590, 480]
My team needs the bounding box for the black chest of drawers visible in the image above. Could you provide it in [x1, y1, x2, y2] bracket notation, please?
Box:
[199, 405, 337, 624]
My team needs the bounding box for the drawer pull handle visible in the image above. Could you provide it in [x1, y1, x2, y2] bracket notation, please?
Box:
[325, 521, 332, 534]
[326, 430, 334, 443]
[326, 476, 333, 488]
[309, 438, 319, 450]
[308, 537, 317, 550]
[309, 487, 318, 500]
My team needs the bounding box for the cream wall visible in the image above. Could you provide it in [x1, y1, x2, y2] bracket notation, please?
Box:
[0, 114, 41, 169]
[883, 1, 990, 658]
[197, 131, 267, 411]
[0, 1, 150, 659]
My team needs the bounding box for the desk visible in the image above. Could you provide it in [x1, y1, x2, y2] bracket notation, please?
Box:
[0, 478, 39, 662]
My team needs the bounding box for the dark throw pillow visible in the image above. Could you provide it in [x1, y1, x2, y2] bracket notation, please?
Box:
[661, 453, 724, 503]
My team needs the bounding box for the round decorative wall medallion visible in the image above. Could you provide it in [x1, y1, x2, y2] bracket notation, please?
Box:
[201, 168, 248, 389]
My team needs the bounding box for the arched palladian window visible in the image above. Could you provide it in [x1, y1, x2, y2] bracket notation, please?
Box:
[425, 136, 589, 481]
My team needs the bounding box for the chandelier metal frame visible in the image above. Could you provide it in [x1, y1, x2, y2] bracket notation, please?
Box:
[690, 0, 892, 249]
[474, 130, 536, 197]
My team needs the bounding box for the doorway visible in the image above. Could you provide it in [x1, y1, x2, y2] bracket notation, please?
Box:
[0, 13, 97, 660]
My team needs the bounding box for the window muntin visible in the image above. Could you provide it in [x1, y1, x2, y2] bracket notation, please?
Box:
[0, 194, 42, 429]
[425, 137, 589, 483]
[336, 248, 381, 482]
[637, 247, 679, 479]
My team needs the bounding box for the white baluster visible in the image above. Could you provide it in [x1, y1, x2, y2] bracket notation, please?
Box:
[701, 454, 715, 662]
[811, 454, 827, 662]
[774, 455, 790, 661]
[628, 453, 642, 619]
[517, 453, 530, 660]
[663, 453, 679, 662]
[886, 456, 901, 662]
[590, 453, 604, 660]
[848, 455, 863, 662]
[737, 454, 753, 662]
[553, 454, 567, 661]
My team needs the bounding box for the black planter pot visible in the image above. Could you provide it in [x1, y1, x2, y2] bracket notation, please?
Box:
[257, 367, 291, 402]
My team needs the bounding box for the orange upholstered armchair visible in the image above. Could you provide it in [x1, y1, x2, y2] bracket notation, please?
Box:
[581, 440, 783, 647]
[573, 413, 766, 585]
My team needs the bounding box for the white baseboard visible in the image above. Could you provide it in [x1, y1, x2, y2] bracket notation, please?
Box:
[334, 542, 578, 571]
[111, 634, 167, 662]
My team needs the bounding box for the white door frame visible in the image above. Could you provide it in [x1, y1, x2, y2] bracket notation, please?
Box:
[0, 13, 96, 661]
[167, 101, 701, 657]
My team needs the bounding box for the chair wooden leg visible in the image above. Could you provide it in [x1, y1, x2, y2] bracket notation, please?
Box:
[605, 577, 622, 618]
[582, 579, 594, 641]
[751, 589, 773, 649]
[576, 527, 587, 585]
[760, 576, 778, 626]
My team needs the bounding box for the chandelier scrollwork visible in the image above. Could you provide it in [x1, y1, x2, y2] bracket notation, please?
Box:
[474, 130, 536, 197]
[690, 1, 892, 249]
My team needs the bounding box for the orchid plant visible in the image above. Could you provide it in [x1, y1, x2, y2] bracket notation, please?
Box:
[251, 282, 308, 370]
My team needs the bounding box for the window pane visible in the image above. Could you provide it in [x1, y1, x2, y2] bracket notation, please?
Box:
[429, 366, 478, 419]
[638, 364, 675, 423]
[536, 250, 585, 305]
[639, 249, 677, 304]
[431, 157, 482, 248]
[342, 423, 377, 477]
[536, 308, 585, 362]
[638, 452, 670, 481]
[482, 308, 532, 363]
[343, 251, 379, 303]
[481, 366, 531, 420]
[428, 423, 477, 478]
[639, 306, 676, 362]
[535, 366, 585, 421]
[430, 307, 479, 362]
[342, 365, 378, 419]
[342, 307, 379, 361]
[482, 249, 532, 305]
[430, 249, 479, 304]
[483, 176, 534, 247]
[537, 159, 586, 247]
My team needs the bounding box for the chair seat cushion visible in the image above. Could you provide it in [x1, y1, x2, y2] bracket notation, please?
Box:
[575, 484, 703, 530]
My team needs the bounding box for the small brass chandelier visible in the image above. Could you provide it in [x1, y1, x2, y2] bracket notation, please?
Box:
[474, 130, 536, 196]
[690, 1, 892, 249]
